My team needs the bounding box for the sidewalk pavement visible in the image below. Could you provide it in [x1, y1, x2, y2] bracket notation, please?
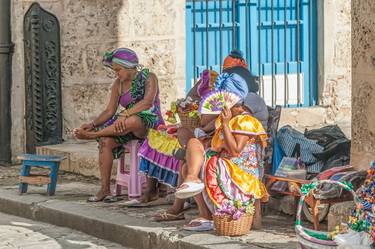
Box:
[0, 165, 298, 249]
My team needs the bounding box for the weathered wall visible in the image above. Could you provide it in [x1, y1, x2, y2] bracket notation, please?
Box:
[10, 0, 186, 161]
[351, 0, 375, 170]
[318, 0, 351, 136]
[10, 0, 355, 163]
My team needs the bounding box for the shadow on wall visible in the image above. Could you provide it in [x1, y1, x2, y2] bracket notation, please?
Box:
[57, 0, 124, 139]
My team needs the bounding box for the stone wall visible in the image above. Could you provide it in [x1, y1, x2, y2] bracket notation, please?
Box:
[351, 0, 375, 170]
[10, 0, 186, 161]
[9, 0, 355, 162]
[318, 0, 352, 135]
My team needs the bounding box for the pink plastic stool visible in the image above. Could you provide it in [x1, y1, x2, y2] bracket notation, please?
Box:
[114, 140, 146, 199]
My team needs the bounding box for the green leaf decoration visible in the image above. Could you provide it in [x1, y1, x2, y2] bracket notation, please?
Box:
[301, 182, 317, 196]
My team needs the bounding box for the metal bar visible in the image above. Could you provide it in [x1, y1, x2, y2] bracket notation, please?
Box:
[271, 0, 275, 106]
[296, 0, 301, 106]
[245, 0, 249, 62]
[232, 0, 236, 48]
[219, 0, 223, 72]
[309, 0, 312, 106]
[0, 0, 14, 164]
[205, 0, 209, 70]
[258, 0, 263, 97]
[284, 0, 288, 106]
[193, 0, 196, 83]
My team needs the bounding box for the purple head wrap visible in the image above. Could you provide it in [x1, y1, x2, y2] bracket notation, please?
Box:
[102, 48, 139, 69]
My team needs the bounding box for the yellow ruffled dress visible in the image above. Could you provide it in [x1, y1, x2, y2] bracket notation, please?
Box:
[202, 114, 269, 208]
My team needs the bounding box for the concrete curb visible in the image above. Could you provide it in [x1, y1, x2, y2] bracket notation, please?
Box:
[0, 189, 259, 249]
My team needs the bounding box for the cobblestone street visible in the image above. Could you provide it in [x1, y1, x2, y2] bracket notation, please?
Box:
[0, 165, 298, 249]
[0, 212, 125, 249]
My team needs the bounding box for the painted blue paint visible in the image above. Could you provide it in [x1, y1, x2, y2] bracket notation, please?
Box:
[186, 0, 317, 106]
[18, 154, 64, 195]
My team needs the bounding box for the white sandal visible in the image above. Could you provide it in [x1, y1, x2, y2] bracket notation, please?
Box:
[175, 181, 204, 199]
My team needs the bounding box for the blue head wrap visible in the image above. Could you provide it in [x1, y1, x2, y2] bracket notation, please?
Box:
[214, 72, 249, 99]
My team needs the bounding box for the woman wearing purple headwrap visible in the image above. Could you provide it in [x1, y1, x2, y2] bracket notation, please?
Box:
[73, 48, 164, 202]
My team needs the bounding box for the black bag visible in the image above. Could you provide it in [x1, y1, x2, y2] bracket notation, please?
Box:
[304, 125, 347, 147]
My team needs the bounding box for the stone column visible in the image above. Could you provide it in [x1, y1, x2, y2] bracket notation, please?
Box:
[351, 1, 375, 170]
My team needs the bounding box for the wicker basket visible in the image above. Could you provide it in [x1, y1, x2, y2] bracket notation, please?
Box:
[213, 213, 253, 236]
[177, 110, 201, 130]
[295, 180, 359, 249]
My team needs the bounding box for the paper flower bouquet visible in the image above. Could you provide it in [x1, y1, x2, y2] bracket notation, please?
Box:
[213, 200, 255, 236]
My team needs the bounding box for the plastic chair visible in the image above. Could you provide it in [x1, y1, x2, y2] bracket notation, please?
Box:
[113, 140, 146, 199]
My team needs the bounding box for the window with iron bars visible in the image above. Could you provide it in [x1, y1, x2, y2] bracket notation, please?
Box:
[186, 0, 317, 107]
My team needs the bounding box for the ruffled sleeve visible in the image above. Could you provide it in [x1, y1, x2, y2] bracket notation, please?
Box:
[230, 114, 268, 148]
[212, 114, 268, 149]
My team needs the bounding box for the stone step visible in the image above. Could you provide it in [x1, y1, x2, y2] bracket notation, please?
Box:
[35, 107, 351, 178]
[36, 140, 124, 178]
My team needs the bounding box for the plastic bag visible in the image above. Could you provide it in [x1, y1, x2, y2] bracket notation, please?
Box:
[334, 229, 372, 249]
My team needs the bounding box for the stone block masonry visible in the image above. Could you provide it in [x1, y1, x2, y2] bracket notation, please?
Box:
[10, 0, 186, 161]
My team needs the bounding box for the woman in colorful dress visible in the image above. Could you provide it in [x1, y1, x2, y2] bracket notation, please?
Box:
[174, 100, 269, 231]
[127, 69, 219, 207]
[73, 48, 163, 202]
[153, 68, 252, 220]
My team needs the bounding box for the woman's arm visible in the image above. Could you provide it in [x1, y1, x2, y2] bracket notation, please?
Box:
[200, 114, 217, 133]
[222, 123, 248, 156]
[90, 80, 119, 127]
[126, 72, 158, 116]
[221, 106, 248, 156]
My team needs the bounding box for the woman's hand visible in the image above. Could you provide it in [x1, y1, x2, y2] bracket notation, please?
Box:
[80, 122, 94, 131]
[114, 116, 127, 133]
[221, 106, 232, 125]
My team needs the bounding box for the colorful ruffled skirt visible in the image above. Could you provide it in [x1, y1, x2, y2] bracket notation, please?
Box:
[201, 153, 269, 213]
[138, 129, 181, 188]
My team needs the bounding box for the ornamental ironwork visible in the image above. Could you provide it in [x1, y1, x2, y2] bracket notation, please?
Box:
[24, 3, 62, 152]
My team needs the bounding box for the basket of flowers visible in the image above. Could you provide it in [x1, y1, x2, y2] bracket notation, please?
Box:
[168, 97, 200, 129]
[213, 200, 255, 236]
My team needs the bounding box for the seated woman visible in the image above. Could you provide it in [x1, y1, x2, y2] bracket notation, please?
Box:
[73, 48, 163, 202]
[153, 66, 253, 220]
[174, 101, 269, 231]
[222, 49, 259, 93]
[133, 69, 219, 206]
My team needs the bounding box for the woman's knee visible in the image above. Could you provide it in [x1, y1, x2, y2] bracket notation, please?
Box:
[187, 138, 204, 151]
[177, 127, 194, 147]
[125, 116, 146, 131]
[99, 137, 116, 150]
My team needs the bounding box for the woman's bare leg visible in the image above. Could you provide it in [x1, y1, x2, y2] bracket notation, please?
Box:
[184, 138, 205, 182]
[141, 177, 158, 202]
[95, 137, 119, 199]
[167, 162, 187, 214]
[177, 127, 194, 148]
[253, 199, 262, 230]
[194, 193, 212, 220]
[75, 116, 147, 140]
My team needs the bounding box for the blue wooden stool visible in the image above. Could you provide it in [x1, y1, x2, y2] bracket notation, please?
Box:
[18, 154, 66, 196]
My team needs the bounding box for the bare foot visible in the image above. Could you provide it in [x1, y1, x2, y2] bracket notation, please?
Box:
[87, 189, 111, 202]
[74, 128, 97, 140]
